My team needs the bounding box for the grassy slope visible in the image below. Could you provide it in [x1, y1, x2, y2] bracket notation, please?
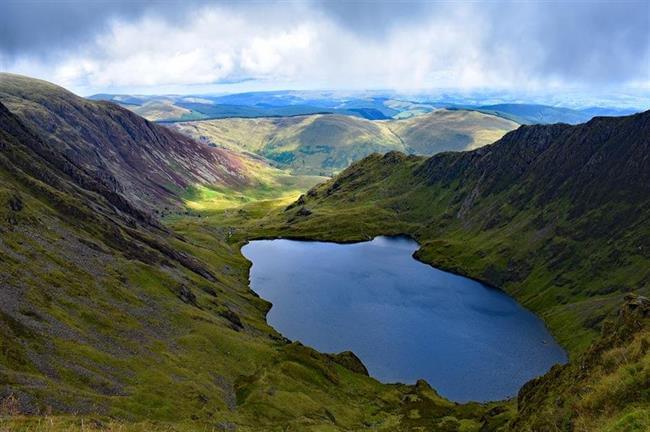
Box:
[387, 109, 518, 153]
[510, 296, 649, 431]
[173, 110, 517, 175]
[183, 167, 325, 212]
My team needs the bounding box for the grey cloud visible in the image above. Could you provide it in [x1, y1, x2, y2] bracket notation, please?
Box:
[0, 0, 306, 60]
[0, 0, 213, 60]
[0, 0, 647, 90]
[528, 1, 649, 82]
[317, 0, 649, 84]
[314, 0, 437, 37]
[474, 1, 649, 84]
[1, 1, 146, 58]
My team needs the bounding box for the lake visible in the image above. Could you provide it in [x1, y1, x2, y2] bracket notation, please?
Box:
[242, 236, 566, 402]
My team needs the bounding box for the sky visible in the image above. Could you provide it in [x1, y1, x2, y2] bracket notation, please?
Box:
[0, 0, 648, 99]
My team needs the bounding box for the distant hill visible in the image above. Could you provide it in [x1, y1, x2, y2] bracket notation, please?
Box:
[89, 93, 397, 121]
[91, 91, 643, 126]
[463, 103, 639, 125]
[173, 114, 402, 176]
[129, 99, 208, 121]
[388, 109, 518, 153]
[173, 110, 518, 175]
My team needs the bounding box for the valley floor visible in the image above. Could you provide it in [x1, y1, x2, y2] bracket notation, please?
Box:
[3, 169, 648, 432]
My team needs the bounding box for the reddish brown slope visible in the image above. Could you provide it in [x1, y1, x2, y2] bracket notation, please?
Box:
[0, 73, 248, 212]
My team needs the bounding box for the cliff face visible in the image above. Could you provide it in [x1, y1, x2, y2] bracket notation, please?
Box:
[0, 99, 224, 414]
[0, 101, 154, 225]
[0, 73, 249, 212]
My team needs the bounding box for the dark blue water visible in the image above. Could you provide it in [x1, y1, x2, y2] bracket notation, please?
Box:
[242, 236, 566, 402]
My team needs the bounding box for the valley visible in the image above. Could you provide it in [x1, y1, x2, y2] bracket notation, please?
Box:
[2, 1, 649, 430]
[0, 74, 511, 431]
[0, 74, 648, 432]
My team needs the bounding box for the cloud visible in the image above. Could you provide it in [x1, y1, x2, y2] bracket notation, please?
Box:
[0, 0, 151, 58]
[1, 0, 648, 95]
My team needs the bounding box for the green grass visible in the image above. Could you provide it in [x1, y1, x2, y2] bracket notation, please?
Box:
[181, 170, 324, 213]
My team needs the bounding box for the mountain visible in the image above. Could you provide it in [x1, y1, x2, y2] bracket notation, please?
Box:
[278, 111, 650, 353]
[173, 114, 403, 176]
[465, 103, 640, 125]
[0, 98, 253, 419]
[0, 73, 250, 212]
[173, 110, 518, 175]
[388, 109, 518, 153]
